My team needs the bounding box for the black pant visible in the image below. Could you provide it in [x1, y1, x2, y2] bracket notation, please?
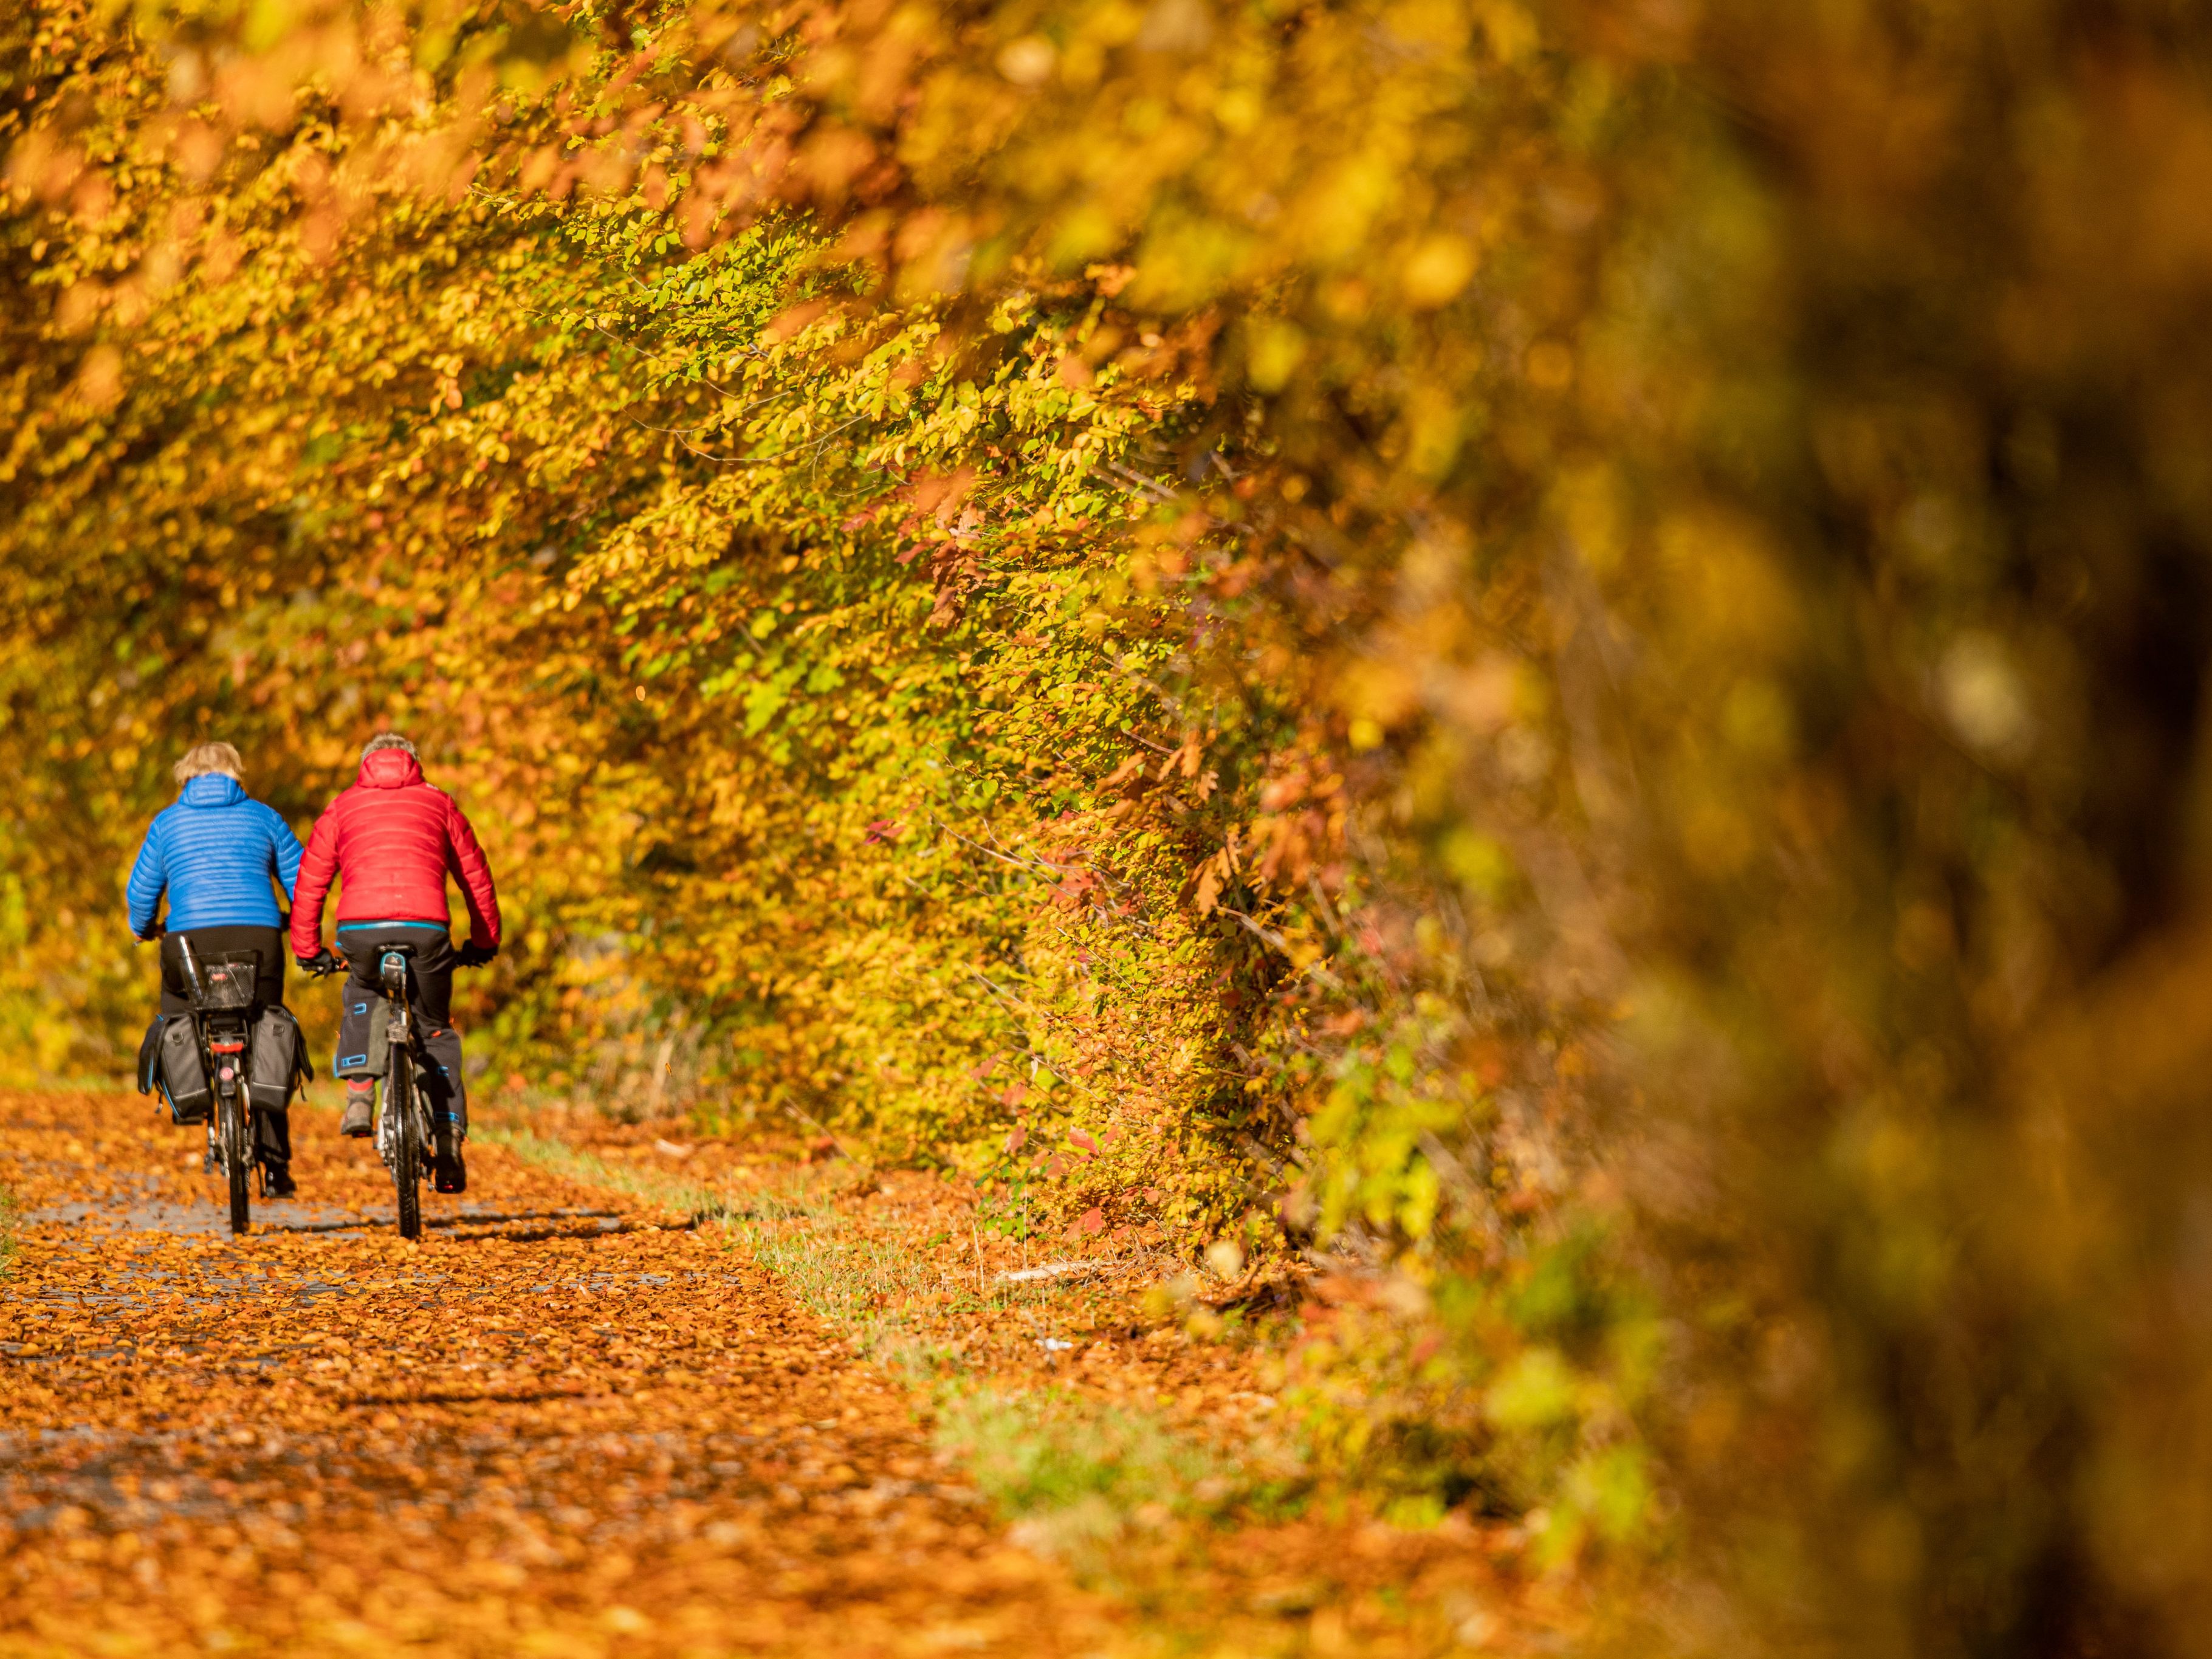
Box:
[157, 926, 292, 1170]
[335, 924, 468, 1129]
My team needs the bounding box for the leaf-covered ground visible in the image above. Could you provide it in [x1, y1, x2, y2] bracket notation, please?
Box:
[0, 1090, 1542, 1657]
[0, 1088, 1121, 1656]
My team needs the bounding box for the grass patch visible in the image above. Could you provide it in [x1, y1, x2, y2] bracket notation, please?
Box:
[482, 1124, 1115, 1358]
[934, 1382, 1232, 1567]
[478, 1126, 931, 1341]
[478, 1124, 730, 1221]
[726, 1180, 953, 1344]
[0, 1181, 17, 1278]
[485, 1122, 1305, 1576]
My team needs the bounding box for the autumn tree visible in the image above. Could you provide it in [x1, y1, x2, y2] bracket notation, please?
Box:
[9, 0, 2212, 1649]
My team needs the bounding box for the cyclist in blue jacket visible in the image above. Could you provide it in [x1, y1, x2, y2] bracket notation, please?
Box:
[126, 742, 306, 1195]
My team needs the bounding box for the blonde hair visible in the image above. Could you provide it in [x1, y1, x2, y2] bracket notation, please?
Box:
[360, 731, 417, 763]
[174, 742, 244, 785]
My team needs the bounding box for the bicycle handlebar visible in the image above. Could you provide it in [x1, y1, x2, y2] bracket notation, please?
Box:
[307, 941, 495, 974]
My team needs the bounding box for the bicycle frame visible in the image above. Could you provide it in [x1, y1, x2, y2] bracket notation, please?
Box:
[366, 947, 434, 1240]
[371, 950, 412, 1164]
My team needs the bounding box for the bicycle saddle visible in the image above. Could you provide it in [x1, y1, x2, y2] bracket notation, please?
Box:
[378, 947, 414, 997]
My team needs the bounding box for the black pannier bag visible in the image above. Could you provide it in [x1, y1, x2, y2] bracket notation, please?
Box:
[136, 1015, 163, 1097]
[156, 1015, 212, 1123]
[249, 1004, 313, 1113]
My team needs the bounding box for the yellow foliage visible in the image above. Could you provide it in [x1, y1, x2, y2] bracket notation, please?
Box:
[8, 0, 2212, 1649]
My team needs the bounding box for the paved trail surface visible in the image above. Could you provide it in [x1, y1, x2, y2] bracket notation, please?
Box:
[0, 1089, 1115, 1657]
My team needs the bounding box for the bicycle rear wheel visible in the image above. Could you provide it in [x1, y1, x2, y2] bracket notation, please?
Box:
[390, 1052, 422, 1241]
[220, 1088, 251, 1235]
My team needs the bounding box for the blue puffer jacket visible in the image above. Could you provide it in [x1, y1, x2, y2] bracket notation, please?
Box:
[125, 775, 305, 935]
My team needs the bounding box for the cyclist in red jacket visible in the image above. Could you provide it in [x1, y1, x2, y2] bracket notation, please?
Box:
[290, 732, 501, 1194]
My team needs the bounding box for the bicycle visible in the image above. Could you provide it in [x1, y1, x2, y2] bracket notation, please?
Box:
[174, 939, 263, 1237]
[315, 943, 441, 1240]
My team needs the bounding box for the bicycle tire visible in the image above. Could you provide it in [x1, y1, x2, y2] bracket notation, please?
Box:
[391, 1049, 422, 1241]
[221, 1088, 251, 1235]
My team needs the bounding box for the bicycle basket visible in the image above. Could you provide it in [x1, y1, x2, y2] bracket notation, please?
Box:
[189, 952, 262, 1011]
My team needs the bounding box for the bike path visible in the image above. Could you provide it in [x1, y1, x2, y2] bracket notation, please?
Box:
[0, 1088, 1118, 1658]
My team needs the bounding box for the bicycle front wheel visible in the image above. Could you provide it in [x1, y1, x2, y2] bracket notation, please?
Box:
[220, 1089, 251, 1235]
[390, 1053, 422, 1241]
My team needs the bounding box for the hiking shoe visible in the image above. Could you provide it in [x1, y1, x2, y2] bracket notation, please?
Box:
[340, 1088, 375, 1138]
[264, 1164, 297, 1200]
[433, 1139, 467, 1195]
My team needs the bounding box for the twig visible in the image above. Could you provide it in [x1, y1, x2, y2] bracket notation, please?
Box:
[1306, 871, 1344, 938]
[1215, 905, 1347, 991]
[667, 431, 780, 466]
[995, 1260, 1121, 1285]
[967, 969, 1036, 1018]
[1215, 904, 1294, 955]
[1101, 459, 1180, 504]
[931, 817, 1078, 878]
[1118, 726, 1177, 755]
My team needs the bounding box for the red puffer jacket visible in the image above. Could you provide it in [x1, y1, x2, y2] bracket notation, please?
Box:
[288, 750, 502, 958]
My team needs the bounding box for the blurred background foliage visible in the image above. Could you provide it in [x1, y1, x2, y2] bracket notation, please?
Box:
[7, 0, 2212, 1649]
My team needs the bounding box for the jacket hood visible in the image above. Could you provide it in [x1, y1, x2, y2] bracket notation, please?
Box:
[358, 749, 426, 789]
[179, 774, 246, 808]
